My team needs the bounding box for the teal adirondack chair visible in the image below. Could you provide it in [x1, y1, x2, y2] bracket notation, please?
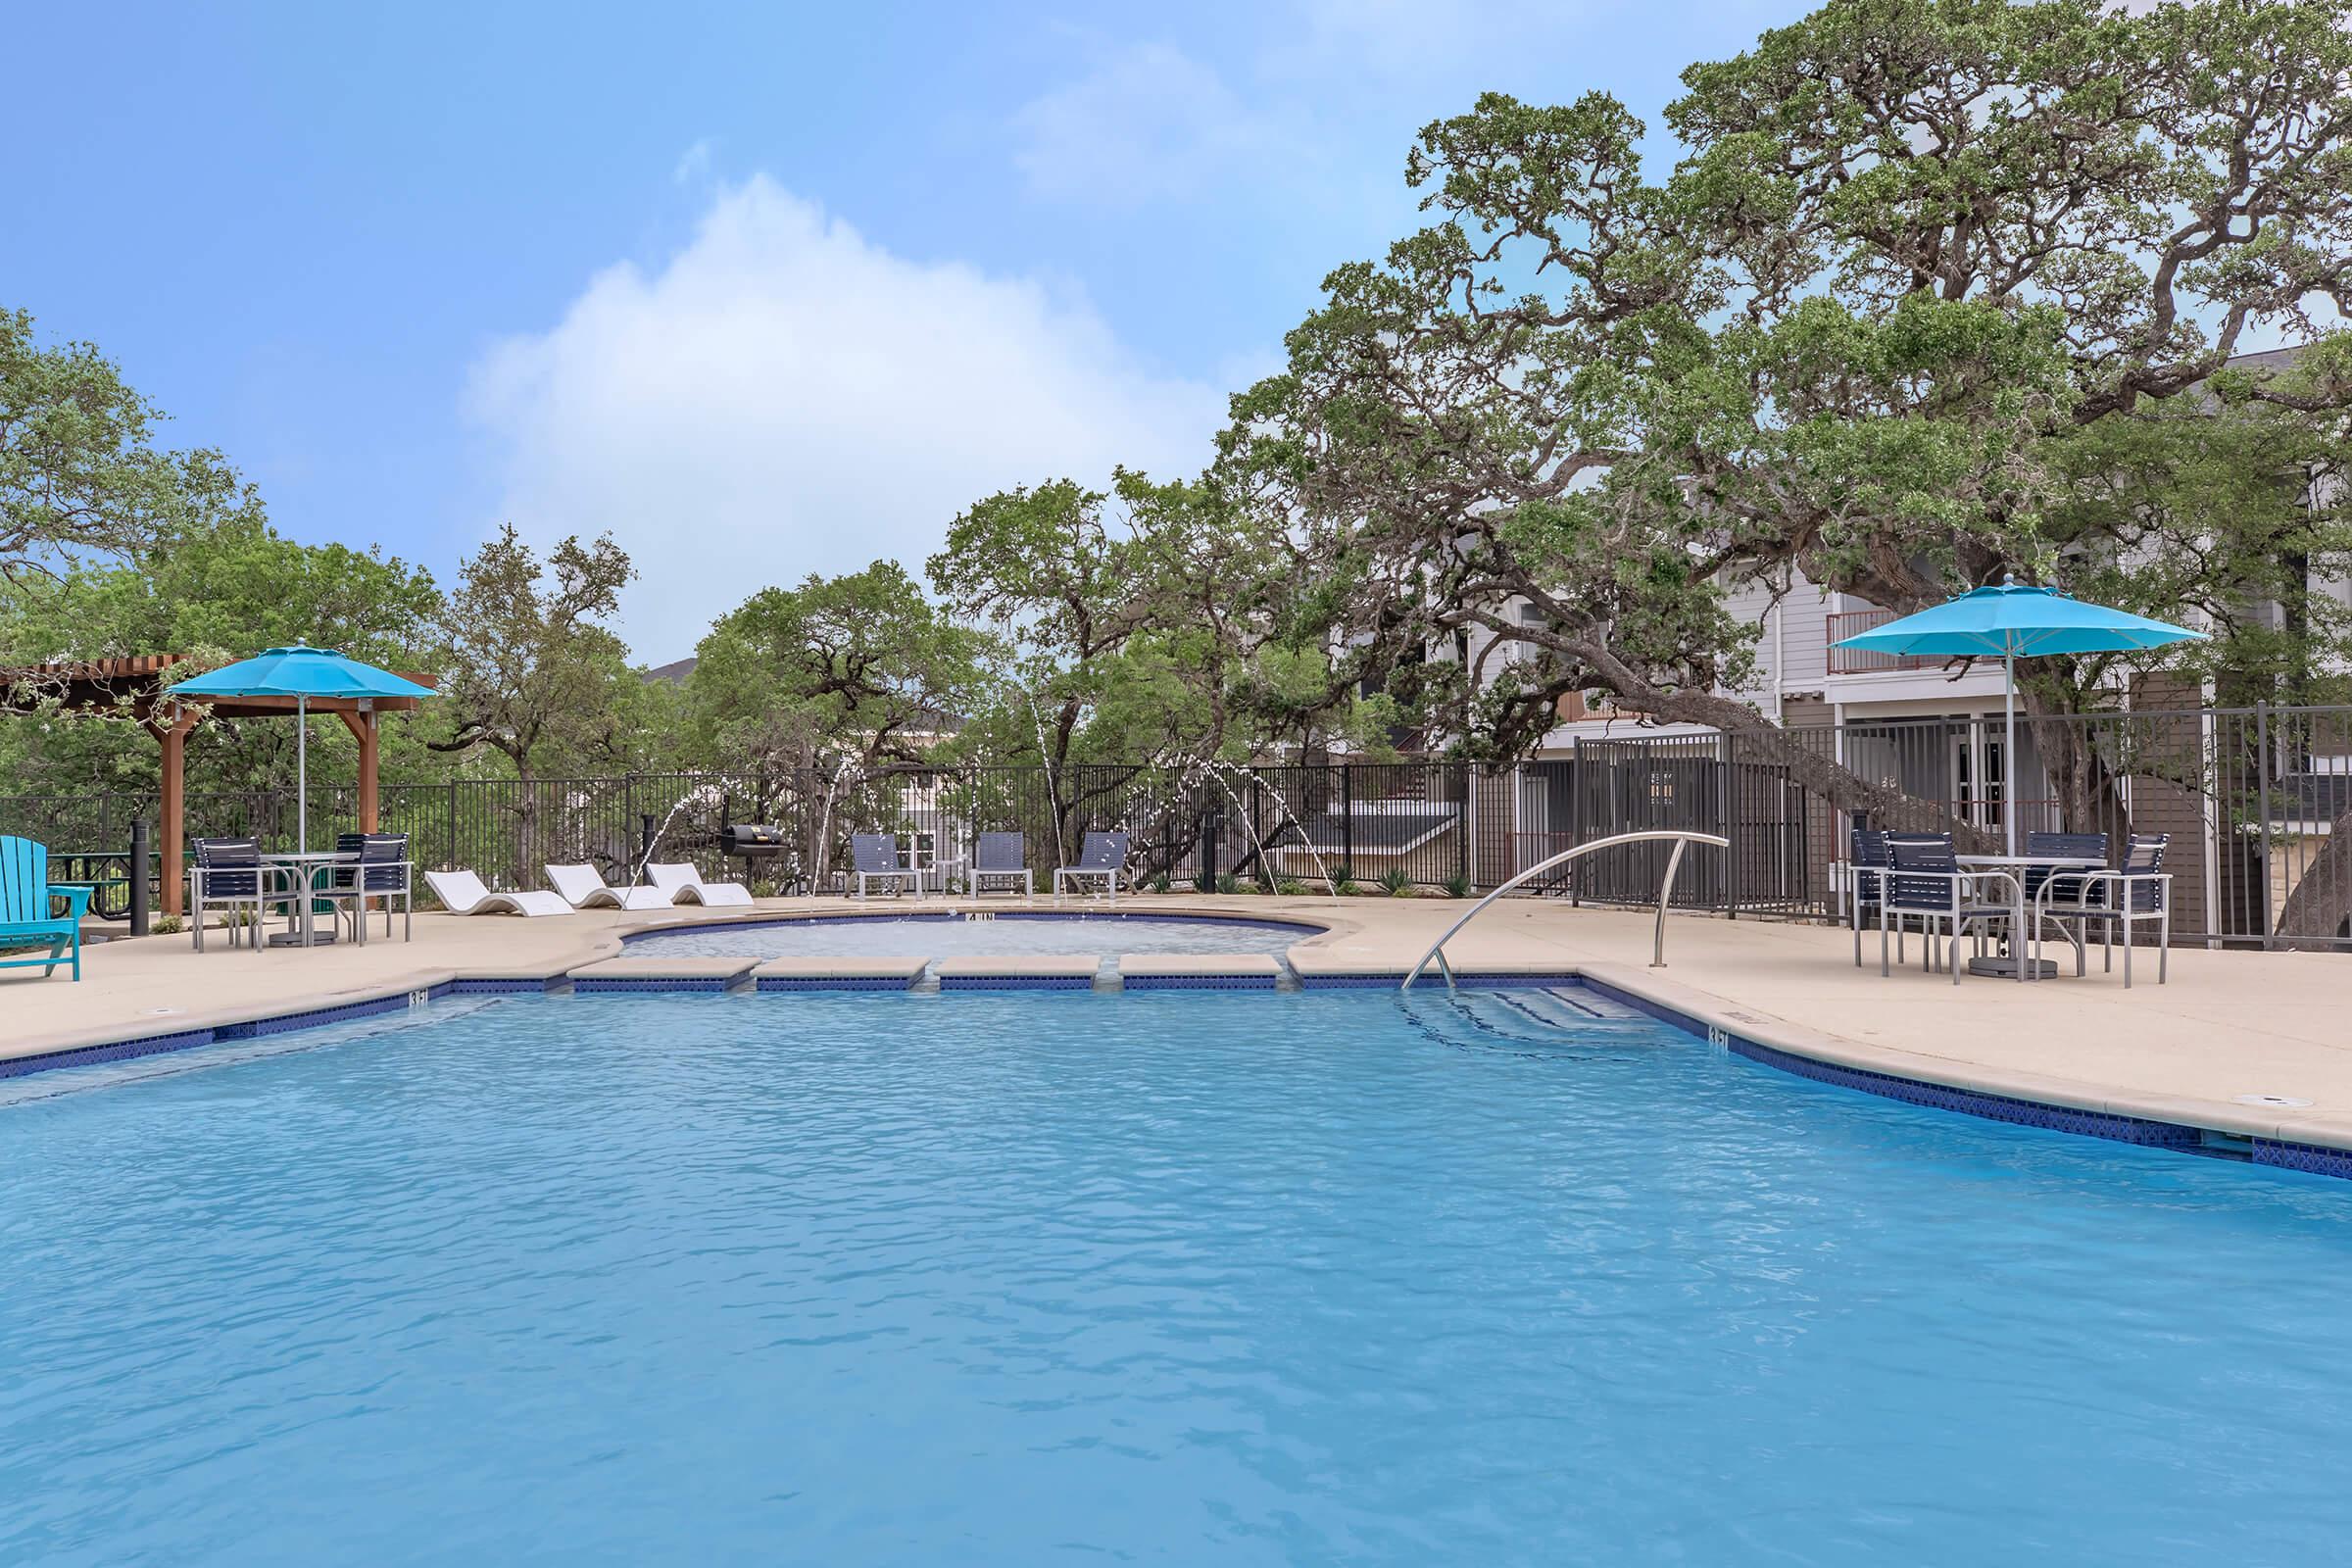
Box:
[0, 837, 89, 982]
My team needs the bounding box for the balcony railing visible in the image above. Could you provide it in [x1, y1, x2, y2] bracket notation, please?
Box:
[1827, 608, 1947, 674]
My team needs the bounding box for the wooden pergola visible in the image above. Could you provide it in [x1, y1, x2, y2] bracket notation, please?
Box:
[2, 655, 435, 915]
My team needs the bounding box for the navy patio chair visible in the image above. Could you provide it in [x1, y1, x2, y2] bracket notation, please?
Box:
[189, 836, 291, 953]
[1847, 827, 1890, 968]
[851, 833, 919, 900]
[1881, 834, 2017, 985]
[1054, 831, 1130, 903]
[2036, 832, 2171, 987]
[328, 832, 414, 943]
[971, 832, 1033, 900]
[2016, 830, 2105, 973]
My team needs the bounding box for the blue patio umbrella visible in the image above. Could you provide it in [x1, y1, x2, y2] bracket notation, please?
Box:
[172, 645, 435, 853]
[1833, 577, 2203, 853]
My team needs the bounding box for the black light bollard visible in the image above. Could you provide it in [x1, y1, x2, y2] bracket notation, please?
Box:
[128, 819, 151, 937]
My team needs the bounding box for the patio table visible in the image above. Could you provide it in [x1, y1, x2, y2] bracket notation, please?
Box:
[259, 851, 356, 948]
[1953, 853, 2105, 981]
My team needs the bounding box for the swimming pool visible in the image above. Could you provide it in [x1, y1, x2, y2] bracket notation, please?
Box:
[624, 909, 1319, 959]
[3, 989, 2345, 1563]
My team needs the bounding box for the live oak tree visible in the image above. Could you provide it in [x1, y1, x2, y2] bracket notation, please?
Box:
[686, 562, 999, 880]
[1223, 0, 2352, 859]
[0, 308, 246, 586]
[429, 526, 641, 880]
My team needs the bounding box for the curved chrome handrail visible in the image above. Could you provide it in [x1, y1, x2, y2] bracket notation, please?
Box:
[1399, 829, 1731, 991]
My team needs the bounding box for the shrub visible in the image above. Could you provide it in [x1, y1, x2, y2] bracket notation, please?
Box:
[1443, 872, 1473, 900]
[1378, 866, 1413, 897]
[1215, 872, 1241, 895]
[1151, 872, 1172, 894]
[1275, 878, 1308, 897]
[150, 914, 184, 935]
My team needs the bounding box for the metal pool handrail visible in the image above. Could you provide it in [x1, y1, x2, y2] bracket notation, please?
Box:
[1399, 830, 1732, 992]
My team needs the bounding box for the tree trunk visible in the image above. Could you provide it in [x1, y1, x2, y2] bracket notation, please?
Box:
[2275, 808, 2352, 950]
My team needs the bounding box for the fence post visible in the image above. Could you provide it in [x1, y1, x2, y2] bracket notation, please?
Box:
[1721, 733, 1738, 919]
[1569, 738, 1583, 908]
[1341, 763, 1353, 874]
[2256, 700, 2274, 950]
[1458, 762, 1472, 889]
[128, 818, 150, 937]
[446, 781, 459, 871]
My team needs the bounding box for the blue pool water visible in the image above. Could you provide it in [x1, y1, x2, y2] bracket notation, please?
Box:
[624, 910, 1316, 959]
[2, 990, 2347, 1565]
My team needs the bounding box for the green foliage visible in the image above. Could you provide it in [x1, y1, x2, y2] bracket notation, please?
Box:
[1, 307, 242, 586]
[431, 525, 645, 780]
[1150, 871, 1171, 894]
[1214, 871, 1241, 895]
[1378, 866, 1413, 897]
[1275, 877, 1307, 897]
[1443, 872, 1472, 900]
[1216, 0, 2352, 800]
[0, 512, 446, 793]
[689, 561, 999, 776]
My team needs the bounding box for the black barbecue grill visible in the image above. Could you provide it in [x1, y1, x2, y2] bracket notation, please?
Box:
[719, 823, 789, 859]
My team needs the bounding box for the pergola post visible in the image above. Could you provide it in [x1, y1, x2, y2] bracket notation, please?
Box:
[151, 708, 201, 916]
[338, 706, 381, 832]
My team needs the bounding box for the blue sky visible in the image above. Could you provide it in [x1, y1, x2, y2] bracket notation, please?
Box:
[10, 0, 1809, 660]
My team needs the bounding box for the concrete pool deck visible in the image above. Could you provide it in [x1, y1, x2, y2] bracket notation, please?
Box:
[5, 895, 2349, 1152]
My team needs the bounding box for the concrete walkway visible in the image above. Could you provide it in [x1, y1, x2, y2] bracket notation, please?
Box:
[6, 895, 2349, 1151]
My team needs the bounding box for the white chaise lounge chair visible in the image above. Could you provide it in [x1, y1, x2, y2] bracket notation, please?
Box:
[644, 862, 755, 906]
[424, 869, 570, 917]
[546, 863, 674, 911]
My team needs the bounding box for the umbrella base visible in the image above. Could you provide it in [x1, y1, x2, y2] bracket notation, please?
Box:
[1967, 955, 2058, 981]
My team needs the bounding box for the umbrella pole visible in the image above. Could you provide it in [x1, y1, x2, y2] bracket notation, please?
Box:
[2003, 651, 2017, 857]
[297, 694, 308, 855]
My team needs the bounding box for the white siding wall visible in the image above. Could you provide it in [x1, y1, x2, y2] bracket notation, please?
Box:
[1779, 580, 1834, 689]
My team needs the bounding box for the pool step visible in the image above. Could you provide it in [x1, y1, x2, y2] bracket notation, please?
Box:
[1412, 987, 1663, 1049]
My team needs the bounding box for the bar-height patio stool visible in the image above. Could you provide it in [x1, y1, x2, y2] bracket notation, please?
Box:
[970, 832, 1033, 900]
[851, 833, 920, 900]
[1882, 834, 2017, 984]
[2035, 832, 2172, 987]
[1848, 827, 1890, 967]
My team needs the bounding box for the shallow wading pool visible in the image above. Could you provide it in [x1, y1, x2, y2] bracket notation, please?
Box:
[2, 988, 2346, 1564]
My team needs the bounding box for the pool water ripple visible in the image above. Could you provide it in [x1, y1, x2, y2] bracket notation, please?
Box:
[2, 991, 2348, 1564]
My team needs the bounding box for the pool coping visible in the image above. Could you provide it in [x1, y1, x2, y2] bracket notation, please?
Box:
[7, 902, 2352, 1178]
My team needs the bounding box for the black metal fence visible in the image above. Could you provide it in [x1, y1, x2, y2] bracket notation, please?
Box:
[1512, 705, 2352, 949]
[7, 705, 2348, 947]
[0, 760, 1484, 904]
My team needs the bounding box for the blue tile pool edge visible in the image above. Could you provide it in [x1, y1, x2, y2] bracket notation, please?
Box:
[7, 967, 2349, 1183]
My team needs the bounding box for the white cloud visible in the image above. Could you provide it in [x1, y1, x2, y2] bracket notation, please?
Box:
[466, 176, 1226, 659]
[671, 138, 716, 186]
[1010, 41, 1302, 207]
